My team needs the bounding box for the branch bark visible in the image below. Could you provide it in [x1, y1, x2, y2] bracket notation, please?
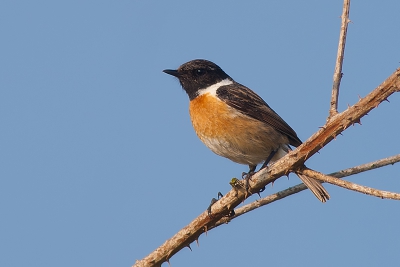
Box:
[298, 167, 400, 200]
[329, 0, 351, 118]
[330, 154, 400, 178]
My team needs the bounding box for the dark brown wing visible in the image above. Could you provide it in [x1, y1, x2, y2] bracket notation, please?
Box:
[216, 82, 302, 147]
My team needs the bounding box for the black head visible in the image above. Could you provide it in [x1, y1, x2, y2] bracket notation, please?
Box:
[163, 59, 231, 100]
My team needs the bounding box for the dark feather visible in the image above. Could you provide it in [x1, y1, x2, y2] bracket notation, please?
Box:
[217, 83, 302, 147]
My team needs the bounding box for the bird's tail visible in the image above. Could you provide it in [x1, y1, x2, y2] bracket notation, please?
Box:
[295, 173, 330, 202]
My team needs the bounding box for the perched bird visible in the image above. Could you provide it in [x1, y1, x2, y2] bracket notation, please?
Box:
[163, 59, 329, 202]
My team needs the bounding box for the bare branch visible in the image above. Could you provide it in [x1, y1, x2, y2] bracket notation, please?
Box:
[133, 70, 400, 267]
[299, 167, 400, 200]
[212, 154, 400, 227]
[330, 154, 400, 178]
[329, 0, 351, 118]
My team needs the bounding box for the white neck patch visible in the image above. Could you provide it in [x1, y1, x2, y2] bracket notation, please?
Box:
[197, 78, 233, 97]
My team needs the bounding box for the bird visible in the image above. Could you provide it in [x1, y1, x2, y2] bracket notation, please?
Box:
[163, 59, 329, 202]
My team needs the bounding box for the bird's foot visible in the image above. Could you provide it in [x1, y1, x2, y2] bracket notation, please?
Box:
[241, 171, 266, 198]
[207, 192, 235, 218]
[241, 170, 255, 185]
[241, 170, 256, 197]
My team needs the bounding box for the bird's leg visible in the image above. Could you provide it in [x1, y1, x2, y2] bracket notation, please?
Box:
[242, 150, 278, 196]
[242, 165, 257, 180]
[242, 165, 257, 195]
[251, 150, 278, 196]
[260, 149, 278, 170]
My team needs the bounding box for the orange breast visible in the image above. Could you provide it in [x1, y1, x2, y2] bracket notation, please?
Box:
[188, 93, 287, 165]
[189, 93, 238, 138]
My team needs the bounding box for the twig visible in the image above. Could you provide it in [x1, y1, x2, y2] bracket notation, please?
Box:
[299, 167, 400, 200]
[212, 154, 400, 227]
[329, 0, 351, 119]
[330, 154, 400, 178]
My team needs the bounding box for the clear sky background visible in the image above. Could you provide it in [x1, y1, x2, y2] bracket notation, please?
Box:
[1, 1, 400, 266]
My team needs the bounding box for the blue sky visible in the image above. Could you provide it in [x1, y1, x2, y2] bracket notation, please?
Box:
[1, 1, 400, 266]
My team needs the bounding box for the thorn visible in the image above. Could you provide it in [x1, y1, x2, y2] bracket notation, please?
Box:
[347, 103, 350, 108]
[196, 238, 199, 246]
[187, 244, 192, 251]
[358, 94, 362, 100]
[166, 259, 171, 266]
[204, 226, 208, 236]
[384, 98, 390, 103]
[324, 136, 330, 144]
[272, 180, 275, 186]
[338, 133, 343, 136]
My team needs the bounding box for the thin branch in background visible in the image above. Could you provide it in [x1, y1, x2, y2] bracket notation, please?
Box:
[330, 154, 400, 178]
[212, 154, 400, 227]
[299, 167, 400, 200]
[329, 0, 351, 119]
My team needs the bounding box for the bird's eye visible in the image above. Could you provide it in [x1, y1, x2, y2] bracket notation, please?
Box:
[195, 69, 206, 76]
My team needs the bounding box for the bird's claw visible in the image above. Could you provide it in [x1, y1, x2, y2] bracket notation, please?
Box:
[243, 171, 255, 193]
[207, 198, 217, 218]
[241, 171, 265, 198]
[207, 191, 235, 218]
[207, 192, 223, 218]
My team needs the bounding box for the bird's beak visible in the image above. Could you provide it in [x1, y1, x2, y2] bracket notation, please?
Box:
[163, 69, 180, 77]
